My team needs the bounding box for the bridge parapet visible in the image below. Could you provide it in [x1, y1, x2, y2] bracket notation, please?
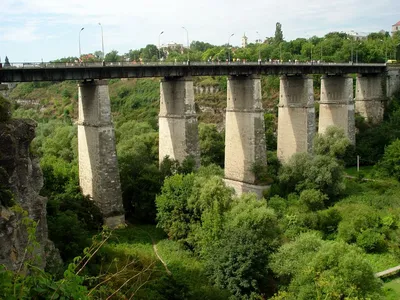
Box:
[0, 62, 387, 82]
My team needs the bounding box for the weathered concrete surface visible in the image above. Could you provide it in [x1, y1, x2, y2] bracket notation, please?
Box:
[277, 75, 315, 162]
[355, 74, 385, 124]
[387, 68, 400, 97]
[77, 80, 125, 227]
[159, 76, 200, 166]
[0, 119, 60, 271]
[319, 75, 355, 144]
[224, 75, 267, 196]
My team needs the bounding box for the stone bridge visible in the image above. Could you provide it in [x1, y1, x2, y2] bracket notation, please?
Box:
[1, 62, 399, 227]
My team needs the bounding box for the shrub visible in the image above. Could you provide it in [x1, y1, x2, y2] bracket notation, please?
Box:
[0, 95, 11, 122]
[270, 233, 383, 300]
[376, 139, 400, 180]
[278, 153, 345, 199]
[299, 189, 327, 212]
[356, 228, 387, 253]
[313, 126, 350, 160]
[204, 194, 280, 298]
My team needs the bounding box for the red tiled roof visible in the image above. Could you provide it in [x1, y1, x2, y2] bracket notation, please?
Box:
[394, 21, 400, 26]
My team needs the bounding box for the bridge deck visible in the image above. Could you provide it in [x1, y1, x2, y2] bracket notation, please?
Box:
[0, 62, 387, 82]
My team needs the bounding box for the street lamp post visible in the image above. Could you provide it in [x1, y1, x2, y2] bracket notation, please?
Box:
[182, 26, 189, 61]
[256, 31, 261, 62]
[98, 23, 104, 60]
[227, 33, 234, 62]
[158, 31, 164, 61]
[79, 27, 84, 60]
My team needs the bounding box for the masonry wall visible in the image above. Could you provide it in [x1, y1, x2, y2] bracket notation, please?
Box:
[319, 75, 355, 144]
[277, 75, 315, 162]
[159, 76, 200, 166]
[78, 80, 125, 228]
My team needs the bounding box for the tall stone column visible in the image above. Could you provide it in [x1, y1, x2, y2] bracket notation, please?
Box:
[355, 74, 385, 124]
[159, 76, 200, 166]
[277, 75, 315, 162]
[319, 75, 355, 144]
[78, 80, 125, 228]
[224, 75, 267, 197]
[387, 69, 400, 97]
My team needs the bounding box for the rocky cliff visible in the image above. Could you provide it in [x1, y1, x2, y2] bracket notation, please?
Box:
[0, 101, 59, 271]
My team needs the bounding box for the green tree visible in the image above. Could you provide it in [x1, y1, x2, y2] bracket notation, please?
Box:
[271, 233, 383, 300]
[313, 126, 351, 160]
[278, 153, 345, 199]
[376, 139, 400, 180]
[104, 50, 122, 62]
[0, 95, 11, 122]
[4, 56, 10, 67]
[199, 123, 224, 167]
[274, 22, 284, 44]
[204, 194, 280, 299]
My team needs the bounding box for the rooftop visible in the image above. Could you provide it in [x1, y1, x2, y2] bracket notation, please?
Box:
[393, 20, 400, 26]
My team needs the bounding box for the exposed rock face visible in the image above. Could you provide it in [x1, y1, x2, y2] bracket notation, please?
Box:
[0, 118, 59, 271]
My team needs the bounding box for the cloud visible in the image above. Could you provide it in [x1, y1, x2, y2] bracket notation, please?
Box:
[1, 0, 399, 61]
[0, 21, 40, 42]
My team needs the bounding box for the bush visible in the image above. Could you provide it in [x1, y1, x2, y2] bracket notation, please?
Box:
[198, 123, 225, 167]
[156, 166, 232, 246]
[278, 153, 345, 199]
[313, 126, 350, 160]
[0, 95, 11, 122]
[270, 233, 383, 300]
[299, 189, 327, 212]
[356, 228, 387, 253]
[204, 194, 280, 298]
[376, 139, 400, 180]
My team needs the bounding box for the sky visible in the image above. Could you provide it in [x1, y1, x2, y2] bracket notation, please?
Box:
[1, 0, 399, 62]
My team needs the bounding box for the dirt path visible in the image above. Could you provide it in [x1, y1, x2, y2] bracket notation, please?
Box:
[147, 233, 172, 275]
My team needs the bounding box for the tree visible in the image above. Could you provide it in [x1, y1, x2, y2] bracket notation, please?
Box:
[270, 233, 383, 300]
[274, 22, 283, 44]
[0, 95, 11, 122]
[4, 56, 10, 67]
[104, 50, 121, 62]
[199, 123, 224, 167]
[204, 194, 280, 298]
[313, 126, 351, 160]
[376, 139, 400, 180]
[278, 153, 345, 199]
[156, 165, 231, 244]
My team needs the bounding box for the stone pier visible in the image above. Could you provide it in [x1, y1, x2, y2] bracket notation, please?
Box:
[277, 75, 315, 162]
[319, 75, 355, 144]
[224, 75, 268, 197]
[387, 69, 400, 97]
[159, 76, 200, 166]
[77, 80, 125, 228]
[355, 74, 385, 124]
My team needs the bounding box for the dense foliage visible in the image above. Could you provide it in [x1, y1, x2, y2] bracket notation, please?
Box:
[3, 26, 400, 298]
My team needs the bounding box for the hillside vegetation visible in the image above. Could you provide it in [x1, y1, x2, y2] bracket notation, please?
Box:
[2, 28, 400, 299]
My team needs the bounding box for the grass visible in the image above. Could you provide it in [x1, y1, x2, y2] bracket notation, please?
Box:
[345, 165, 375, 178]
[383, 278, 400, 300]
[365, 253, 400, 273]
[89, 224, 229, 300]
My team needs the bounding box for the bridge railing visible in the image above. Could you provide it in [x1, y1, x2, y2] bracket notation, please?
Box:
[1, 61, 386, 69]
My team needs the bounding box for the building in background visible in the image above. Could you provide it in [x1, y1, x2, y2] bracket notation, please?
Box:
[241, 33, 248, 48]
[392, 21, 400, 36]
